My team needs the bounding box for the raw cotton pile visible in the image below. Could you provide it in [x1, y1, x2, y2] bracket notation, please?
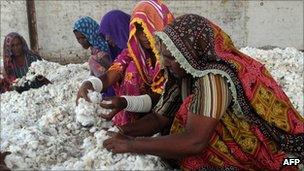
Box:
[1, 60, 91, 169]
[0, 47, 303, 170]
[50, 127, 166, 170]
[1, 60, 167, 170]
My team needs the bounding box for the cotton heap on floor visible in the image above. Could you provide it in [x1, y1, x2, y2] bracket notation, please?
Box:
[0, 47, 303, 170]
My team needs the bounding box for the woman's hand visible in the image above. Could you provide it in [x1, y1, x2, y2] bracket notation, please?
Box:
[99, 96, 127, 121]
[35, 75, 52, 85]
[76, 81, 94, 104]
[103, 131, 134, 153]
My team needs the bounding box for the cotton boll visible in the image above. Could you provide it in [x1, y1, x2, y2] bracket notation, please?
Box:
[87, 91, 103, 103]
[134, 156, 147, 169]
[75, 112, 95, 127]
[82, 137, 94, 150]
[94, 130, 109, 144]
[8, 145, 22, 153]
[28, 141, 39, 150]
[73, 161, 85, 170]
[57, 152, 68, 162]
[89, 127, 98, 133]
[75, 92, 112, 127]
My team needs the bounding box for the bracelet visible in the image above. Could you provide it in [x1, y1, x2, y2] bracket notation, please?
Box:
[82, 76, 103, 92]
[121, 94, 152, 113]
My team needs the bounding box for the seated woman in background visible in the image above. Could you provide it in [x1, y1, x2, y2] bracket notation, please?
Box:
[1, 32, 42, 93]
[77, 0, 174, 126]
[73, 16, 115, 97]
[102, 14, 304, 170]
[99, 10, 130, 61]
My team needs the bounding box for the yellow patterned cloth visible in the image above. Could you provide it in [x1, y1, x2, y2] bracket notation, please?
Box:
[155, 14, 304, 170]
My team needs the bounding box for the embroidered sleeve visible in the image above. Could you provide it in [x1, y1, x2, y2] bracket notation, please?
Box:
[189, 74, 231, 120]
[95, 51, 111, 69]
[88, 56, 106, 77]
[88, 47, 112, 77]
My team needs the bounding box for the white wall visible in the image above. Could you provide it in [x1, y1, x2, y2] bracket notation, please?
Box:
[247, 1, 303, 49]
[1, 0, 303, 63]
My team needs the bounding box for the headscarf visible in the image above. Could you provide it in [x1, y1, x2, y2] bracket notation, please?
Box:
[73, 16, 110, 53]
[3, 32, 41, 82]
[128, 0, 174, 93]
[99, 10, 130, 50]
[156, 14, 303, 159]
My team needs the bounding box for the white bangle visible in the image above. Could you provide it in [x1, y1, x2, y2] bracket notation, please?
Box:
[121, 94, 152, 113]
[82, 76, 103, 92]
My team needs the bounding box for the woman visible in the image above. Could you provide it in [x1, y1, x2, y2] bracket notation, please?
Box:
[103, 14, 304, 170]
[1, 32, 41, 93]
[73, 16, 115, 97]
[99, 10, 130, 61]
[77, 0, 174, 126]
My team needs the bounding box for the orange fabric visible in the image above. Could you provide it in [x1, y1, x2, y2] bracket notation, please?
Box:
[107, 0, 174, 125]
[212, 27, 304, 134]
[159, 14, 303, 170]
[128, 0, 174, 93]
[171, 96, 289, 170]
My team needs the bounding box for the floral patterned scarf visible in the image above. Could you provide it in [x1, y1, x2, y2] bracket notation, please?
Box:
[73, 16, 109, 54]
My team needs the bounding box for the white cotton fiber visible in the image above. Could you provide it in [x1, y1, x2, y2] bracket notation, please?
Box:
[75, 91, 112, 127]
[1, 60, 167, 170]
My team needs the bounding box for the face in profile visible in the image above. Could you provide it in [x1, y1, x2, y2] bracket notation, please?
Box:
[158, 42, 187, 78]
[135, 24, 151, 50]
[11, 37, 23, 57]
[74, 31, 91, 49]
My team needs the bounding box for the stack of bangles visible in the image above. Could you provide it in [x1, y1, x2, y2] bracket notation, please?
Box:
[82, 76, 153, 113]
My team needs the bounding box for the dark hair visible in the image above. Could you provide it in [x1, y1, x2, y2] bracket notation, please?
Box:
[155, 36, 163, 45]
[135, 23, 144, 32]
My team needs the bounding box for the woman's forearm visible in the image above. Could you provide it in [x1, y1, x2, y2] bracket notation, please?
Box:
[126, 114, 218, 158]
[121, 113, 169, 137]
[129, 132, 207, 159]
